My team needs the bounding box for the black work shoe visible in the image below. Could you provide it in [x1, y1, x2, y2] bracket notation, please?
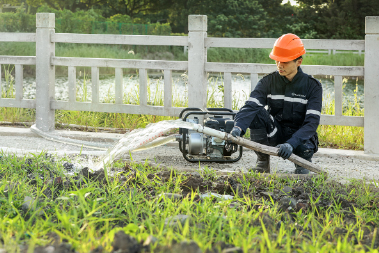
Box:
[250, 152, 270, 173]
[294, 167, 309, 174]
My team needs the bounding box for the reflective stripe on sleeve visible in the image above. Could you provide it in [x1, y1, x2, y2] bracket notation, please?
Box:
[306, 109, 321, 116]
[247, 97, 263, 106]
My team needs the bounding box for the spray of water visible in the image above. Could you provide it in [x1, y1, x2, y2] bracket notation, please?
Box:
[94, 119, 195, 170]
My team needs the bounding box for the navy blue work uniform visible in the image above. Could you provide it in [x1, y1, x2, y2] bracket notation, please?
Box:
[234, 67, 323, 160]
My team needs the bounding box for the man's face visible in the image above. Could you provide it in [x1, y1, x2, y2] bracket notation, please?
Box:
[275, 58, 303, 81]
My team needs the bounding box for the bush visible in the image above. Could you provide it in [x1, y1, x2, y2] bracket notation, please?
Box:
[0, 11, 35, 32]
[0, 8, 171, 35]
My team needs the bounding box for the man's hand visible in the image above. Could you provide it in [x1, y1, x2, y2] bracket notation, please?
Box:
[276, 143, 293, 159]
[226, 126, 241, 152]
[230, 126, 242, 137]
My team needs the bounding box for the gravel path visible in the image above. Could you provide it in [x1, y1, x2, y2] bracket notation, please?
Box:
[124, 145, 379, 183]
[1, 134, 379, 183]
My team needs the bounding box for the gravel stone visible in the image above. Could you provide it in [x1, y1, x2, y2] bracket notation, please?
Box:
[158, 193, 183, 201]
[260, 192, 274, 198]
[54, 243, 76, 253]
[165, 214, 191, 228]
[44, 246, 55, 253]
[143, 235, 158, 247]
[3, 182, 20, 197]
[281, 186, 292, 195]
[279, 197, 297, 211]
[22, 196, 35, 212]
[222, 247, 243, 253]
[111, 231, 140, 253]
[171, 241, 201, 253]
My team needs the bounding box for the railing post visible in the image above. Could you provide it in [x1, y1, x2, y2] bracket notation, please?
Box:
[35, 13, 55, 132]
[188, 15, 207, 109]
[364, 16, 379, 154]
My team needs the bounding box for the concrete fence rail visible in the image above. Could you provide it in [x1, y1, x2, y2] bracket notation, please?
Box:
[0, 13, 378, 155]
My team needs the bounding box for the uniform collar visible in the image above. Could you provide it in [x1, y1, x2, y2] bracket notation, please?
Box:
[280, 66, 303, 84]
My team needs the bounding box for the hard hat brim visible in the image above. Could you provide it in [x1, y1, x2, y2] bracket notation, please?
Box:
[269, 49, 306, 62]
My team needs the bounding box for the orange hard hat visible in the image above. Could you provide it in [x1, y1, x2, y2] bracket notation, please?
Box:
[269, 33, 306, 62]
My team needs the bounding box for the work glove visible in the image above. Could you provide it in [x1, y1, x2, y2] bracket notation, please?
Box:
[276, 143, 293, 159]
[230, 126, 242, 137]
[226, 126, 241, 152]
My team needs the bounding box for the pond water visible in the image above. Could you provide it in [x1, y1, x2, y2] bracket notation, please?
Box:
[1, 72, 364, 110]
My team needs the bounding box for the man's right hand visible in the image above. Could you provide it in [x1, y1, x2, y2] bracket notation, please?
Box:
[230, 126, 242, 137]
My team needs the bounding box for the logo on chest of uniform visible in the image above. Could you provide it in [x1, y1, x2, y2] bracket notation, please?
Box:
[292, 93, 306, 98]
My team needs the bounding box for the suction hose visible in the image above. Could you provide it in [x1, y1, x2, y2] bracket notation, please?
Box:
[192, 123, 327, 176]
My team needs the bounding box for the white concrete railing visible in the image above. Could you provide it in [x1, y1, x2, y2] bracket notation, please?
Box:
[0, 14, 378, 155]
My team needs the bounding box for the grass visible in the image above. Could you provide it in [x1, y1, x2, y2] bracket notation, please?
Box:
[318, 79, 364, 150]
[303, 53, 364, 66]
[0, 153, 379, 252]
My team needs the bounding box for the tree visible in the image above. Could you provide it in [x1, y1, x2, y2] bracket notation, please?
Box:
[23, 0, 174, 18]
[294, 0, 379, 39]
[168, 0, 286, 38]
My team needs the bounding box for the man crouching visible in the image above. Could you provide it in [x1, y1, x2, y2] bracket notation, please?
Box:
[230, 33, 322, 174]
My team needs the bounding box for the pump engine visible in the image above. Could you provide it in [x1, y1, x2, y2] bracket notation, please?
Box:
[177, 108, 243, 163]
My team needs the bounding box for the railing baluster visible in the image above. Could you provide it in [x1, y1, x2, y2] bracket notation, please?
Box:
[334, 75, 343, 116]
[91, 67, 99, 103]
[224, 72, 232, 109]
[0, 64, 2, 99]
[164, 69, 172, 108]
[115, 68, 123, 104]
[139, 68, 147, 106]
[250, 73, 258, 94]
[15, 64, 23, 101]
[68, 66, 76, 102]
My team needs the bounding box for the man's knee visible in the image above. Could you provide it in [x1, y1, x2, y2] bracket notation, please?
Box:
[293, 140, 315, 160]
[249, 109, 276, 133]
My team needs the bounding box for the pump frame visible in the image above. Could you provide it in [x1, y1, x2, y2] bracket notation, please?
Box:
[178, 108, 243, 163]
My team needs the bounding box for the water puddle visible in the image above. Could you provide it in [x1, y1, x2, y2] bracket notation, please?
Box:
[94, 119, 195, 170]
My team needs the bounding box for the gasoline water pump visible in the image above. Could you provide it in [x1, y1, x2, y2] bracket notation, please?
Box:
[177, 108, 243, 163]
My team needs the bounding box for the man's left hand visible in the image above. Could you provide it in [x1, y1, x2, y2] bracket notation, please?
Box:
[276, 143, 293, 159]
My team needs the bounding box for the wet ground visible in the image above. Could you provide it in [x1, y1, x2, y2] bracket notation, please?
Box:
[1, 125, 379, 184]
[124, 145, 379, 184]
